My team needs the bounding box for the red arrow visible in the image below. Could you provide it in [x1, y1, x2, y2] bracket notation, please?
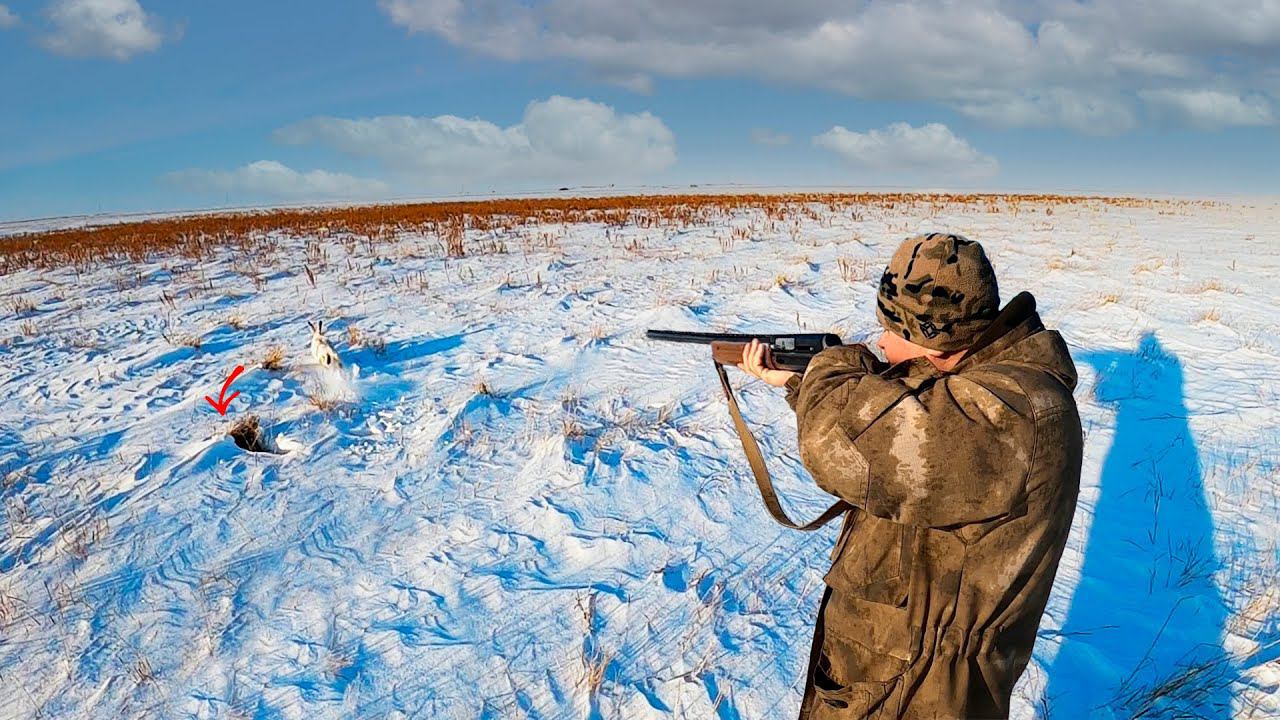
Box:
[205, 365, 245, 416]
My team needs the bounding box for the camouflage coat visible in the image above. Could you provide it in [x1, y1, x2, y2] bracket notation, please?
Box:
[786, 294, 1082, 719]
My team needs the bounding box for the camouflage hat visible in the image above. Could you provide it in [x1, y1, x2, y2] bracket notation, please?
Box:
[876, 233, 1000, 352]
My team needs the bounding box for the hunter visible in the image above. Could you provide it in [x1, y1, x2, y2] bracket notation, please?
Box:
[738, 233, 1083, 719]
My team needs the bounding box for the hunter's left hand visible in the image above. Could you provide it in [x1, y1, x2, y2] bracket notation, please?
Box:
[738, 338, 799, 388]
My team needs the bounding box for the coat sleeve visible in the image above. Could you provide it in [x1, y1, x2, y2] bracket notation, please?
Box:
[783, 372, 804, 411]
[792, 345, 1034, 529]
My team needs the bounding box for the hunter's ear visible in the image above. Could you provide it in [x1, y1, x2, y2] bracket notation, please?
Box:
[924, 346, 965, 361]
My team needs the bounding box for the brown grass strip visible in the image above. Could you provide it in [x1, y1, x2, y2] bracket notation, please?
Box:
[0, 193, 1214, 272]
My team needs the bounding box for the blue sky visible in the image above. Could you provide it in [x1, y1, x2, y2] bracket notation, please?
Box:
[1, 0, 1278, 221]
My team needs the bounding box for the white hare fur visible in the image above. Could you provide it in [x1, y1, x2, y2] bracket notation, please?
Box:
[308, 320, 343, 368]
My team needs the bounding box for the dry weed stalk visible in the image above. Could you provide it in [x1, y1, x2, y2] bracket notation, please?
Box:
[161, 325, 202, 350]
[443, 220, 466, 258]
[130, 657, 157, 686]
[575, 592, 612, 706]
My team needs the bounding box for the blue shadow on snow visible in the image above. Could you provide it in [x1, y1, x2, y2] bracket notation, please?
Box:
[1042, 333, 1232, 717]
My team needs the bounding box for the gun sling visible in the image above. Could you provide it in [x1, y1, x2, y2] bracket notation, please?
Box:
[713, 360, 850, 531]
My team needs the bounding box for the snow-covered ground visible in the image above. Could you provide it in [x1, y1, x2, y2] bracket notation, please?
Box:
[1, 195, 1277, 718]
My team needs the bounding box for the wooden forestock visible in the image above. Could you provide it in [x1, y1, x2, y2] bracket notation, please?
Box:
[711, 341, 777, 369]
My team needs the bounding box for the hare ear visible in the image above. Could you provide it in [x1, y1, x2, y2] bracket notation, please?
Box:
[307, 320, 316, 332]
[317, 320, 323, 334]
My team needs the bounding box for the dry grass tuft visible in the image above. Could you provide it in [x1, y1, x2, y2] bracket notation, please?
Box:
[0, 588, 23, 630]
[8, 297, 37, 315]
[228, 415, 276, 453]
[261, 345, 286, 371]
[62, 518, 107, 562]
[1190, 279, 1239, 295]
[622, 236, 644, 255]
[308, 393, 340, 412]
[346, 324, 386, 355]
[562, 417, 587, 439]
[1132, 258, 1165, 274]
[160, 323, 202, 349]
[837, 257, 873, 283]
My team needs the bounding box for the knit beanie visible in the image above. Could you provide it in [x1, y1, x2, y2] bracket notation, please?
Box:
[875, 233, 1000, 352]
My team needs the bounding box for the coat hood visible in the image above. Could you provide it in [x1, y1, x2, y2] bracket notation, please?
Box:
[956, 291, 1079, 391]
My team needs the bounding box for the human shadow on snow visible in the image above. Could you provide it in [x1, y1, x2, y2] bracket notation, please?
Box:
[1042, 333, 1233, 717]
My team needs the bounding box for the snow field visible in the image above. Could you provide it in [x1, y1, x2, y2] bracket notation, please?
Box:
[0, 195, 1277, 718]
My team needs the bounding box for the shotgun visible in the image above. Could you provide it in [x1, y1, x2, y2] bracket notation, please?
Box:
[644, 329, 843, 372]
[646, 328, 850, 531]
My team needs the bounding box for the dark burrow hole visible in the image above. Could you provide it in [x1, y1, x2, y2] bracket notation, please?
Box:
[229, 415, 283, 454]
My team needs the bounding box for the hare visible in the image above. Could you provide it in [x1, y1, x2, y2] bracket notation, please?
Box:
[308, 320, 343, 368]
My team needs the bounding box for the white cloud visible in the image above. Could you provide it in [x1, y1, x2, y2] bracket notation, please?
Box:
[165, 160, 390, 200]
[0, 5, 19, 29]
[598, 71, 654, 95]
[750, 128, 791, 146]
[274, 95, 676, 183]
[378, 0, 1280, 134]
[813, 122, 998, 179]
[952, 88, 1139, 136]
[40, 0, 163, 60]
[1139, 88, 1275, 129]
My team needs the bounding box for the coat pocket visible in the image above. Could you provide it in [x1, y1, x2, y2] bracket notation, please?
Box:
[823, 510, 914, 608]
[819, 622, 909, 688]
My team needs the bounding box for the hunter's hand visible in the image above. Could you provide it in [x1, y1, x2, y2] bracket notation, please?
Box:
[737, 339, 799, 388]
